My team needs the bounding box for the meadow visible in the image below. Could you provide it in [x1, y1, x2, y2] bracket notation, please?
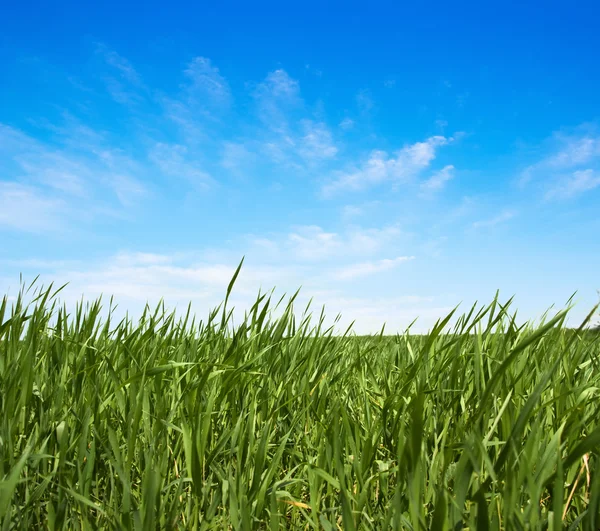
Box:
[1, 269, 599, 530]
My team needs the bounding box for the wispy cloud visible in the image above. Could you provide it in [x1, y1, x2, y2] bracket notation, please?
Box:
[356, 89, 374, 114]
[544, 169, 600, 200]
[4, 250, 445, 334]
[298, 120, 338, 161]
[339, 118, 354, 130]
[99, 46, 141, 85]
[113, 252, 174, 266]
[251, 224, 403, 262]
[0, 258, 82, 270]
[247, 69, 339, 169]
[0, 122, 149, 227]
[420, 164, 455, 193]
[220, 142, 257, 175]
[346, 225, 403, 254]
[333, 256, 415, 280]
[16, 251, 304, 310]
[184, 57, 231, 103]
[110, 174, 148, 206]
[161, 56, 232, 144]
[341, 205, 364, 219]
[259, 69, 300, 100]
[519, 129, 600, 189]
[0, 182, 65, 232]
[254, 69, 301, 132]
[18, 152, 88, 196]
[183, 57, 231, 107]
[149, 143, 214, 189]
[319, 296, 454, 334]
[340, 200, 383, 222]
[304, 64, 323, 77]
[322, 135, 450, 196]
[96, 44, 146, 105]
[524, 130, 600, 201]
[472, 210, 516, 229]
[544, 136, 600, 169]
[286, 226, 340, 260]
[0, 252, 452, 333]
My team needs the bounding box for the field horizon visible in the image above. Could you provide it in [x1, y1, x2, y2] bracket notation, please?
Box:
[1, 269, 599, 529]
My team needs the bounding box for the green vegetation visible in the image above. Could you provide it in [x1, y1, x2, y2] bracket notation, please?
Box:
[1, 271, 599, 529]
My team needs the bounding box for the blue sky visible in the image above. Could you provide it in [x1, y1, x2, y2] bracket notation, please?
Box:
[1, 1, 599, 332]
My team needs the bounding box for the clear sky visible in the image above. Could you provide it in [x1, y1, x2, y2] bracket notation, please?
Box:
[1, 1, 599, 332]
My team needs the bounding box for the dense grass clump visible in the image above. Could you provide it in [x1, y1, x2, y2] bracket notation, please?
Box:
[1, 274, 600, 529]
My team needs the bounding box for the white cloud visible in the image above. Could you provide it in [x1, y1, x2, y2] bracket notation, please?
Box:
[93, 148, 148, 204]
[323, 135, 449, 196]
[346, 225, 402, 254]
[287, 225, 341, 260]
[519, 130, 600, 188]
[182, 57, 231, 108]
[0, 122, 149, 226]
[162, 98, 208, 143]
[435, 119, 449, 131]
[340, 200, 384, 222]
[258, 69, 300, 101]
[261, 138, 301, 166]
[2, 250, 447, 335]
[254, 69, 301, 132]
[16, 152, 88, 196]
[545, 169, 600, 200]
[420, 164, 455, 192]
[0, 182, 65, 232]
[0, 258, 81, 270]
[304, 64, 323, 77]
[251, 224, 402, 262]
[149, 143, 214, 188]
[341, 205, 363, 219]
[0, 123, 42, 152]
[248, 70, 341, 169]
[545, 136, 600, 169]
[110, 174, 148, 206]
[221, 142, 256, 174]
[99, 45, 141, 85]
[287, 225, 403, 261]
[339, 118, 354, 130]
[356, 90, 374, 114]
[298, 120, 337, 161]
[333, 256, 415, 280]
[11, 252, 305, 318]
[311, 294, 450, 334]
[113, 252, 173, 266]
[472, 210, 516, 229]
[96, 44, 146, 105]
[161, 57, 232, 144]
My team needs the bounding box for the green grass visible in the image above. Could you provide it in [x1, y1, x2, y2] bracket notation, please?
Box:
[1, 271, 599, 529]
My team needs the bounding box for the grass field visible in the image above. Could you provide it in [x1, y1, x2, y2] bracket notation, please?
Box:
[1, 270, 599, 529]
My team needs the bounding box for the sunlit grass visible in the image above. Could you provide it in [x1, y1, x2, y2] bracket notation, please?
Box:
[1, 266, 599, 529]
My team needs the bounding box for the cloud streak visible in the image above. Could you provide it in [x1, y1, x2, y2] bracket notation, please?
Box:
[519, 129, 600, 198]
[545, 169, 600, 200]
[0, 123, 149, 231]
[472, 210, 516, 229]
[251, 224, 403, 262]
[334, 256, 415, 280]
[0, 182, 66, 232]
[322, 136, 452, 196]
[3, 250, 447, 335]
[420, 165, 455, 193]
